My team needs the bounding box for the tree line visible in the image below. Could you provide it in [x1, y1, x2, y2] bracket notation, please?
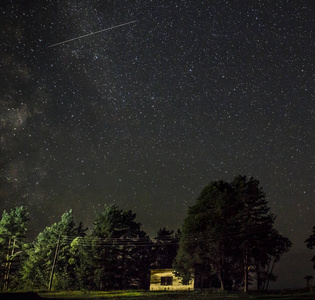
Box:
[0, 175, 313, 292]
[0, 205, 179, 291]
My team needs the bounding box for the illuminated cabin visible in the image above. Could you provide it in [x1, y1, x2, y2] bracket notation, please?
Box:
[149, 269, 194, 291]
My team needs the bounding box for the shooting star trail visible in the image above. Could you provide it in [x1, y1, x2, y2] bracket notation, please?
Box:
[48, 20, 137, 48]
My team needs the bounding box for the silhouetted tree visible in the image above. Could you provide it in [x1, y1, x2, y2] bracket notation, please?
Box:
[152, 227, 179, 269]
[252, 228, 292, 290]
[174, 180, 238, 290]
[305, 226, 315, 269]
[304, 275, 313, 290]
[174, 176, 291, 292]
[232, 176, 277, 292]
[90, 205, 152, 290]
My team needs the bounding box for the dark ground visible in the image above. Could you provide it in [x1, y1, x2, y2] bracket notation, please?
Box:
[0, 290, 314, 300]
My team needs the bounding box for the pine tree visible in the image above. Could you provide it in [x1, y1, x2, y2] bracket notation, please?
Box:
[174, 180, 237, 290]
[91, 205, 152, 290]
[152, 227, 179, 269]
[232, 176, 275, 292]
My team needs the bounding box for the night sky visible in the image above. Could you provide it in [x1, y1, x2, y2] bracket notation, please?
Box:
[1, 0, 314, 289]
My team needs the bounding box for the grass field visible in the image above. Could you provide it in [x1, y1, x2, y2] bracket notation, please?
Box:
[0, 289, 314, 300]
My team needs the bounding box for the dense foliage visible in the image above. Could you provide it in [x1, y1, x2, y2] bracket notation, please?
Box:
[0, 206, 29, 291]
[0, 204, 175, 292]
[88, 205, 152, 290]
[152, 227, 180, 269]
[20, 205, 155, 291]
[22, 209, 81, 290]
[174, 176, 292, 292]
[0, 176, 293, 292]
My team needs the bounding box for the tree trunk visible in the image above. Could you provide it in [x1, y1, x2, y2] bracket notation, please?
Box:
[218, 255, 225, 291]
[256, 261, 261, 290]
[262, 256, 272, 290]
[218, 272, 224, 291]
[120, 247, 126, 290]
[265, 259, 276, 290]
[243, 250, 248, 293]
[5, 239, 16, 290]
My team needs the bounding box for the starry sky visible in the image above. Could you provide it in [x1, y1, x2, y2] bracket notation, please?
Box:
[1, 0, 314, 289]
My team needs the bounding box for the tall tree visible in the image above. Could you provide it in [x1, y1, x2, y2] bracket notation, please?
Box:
[21, 210, 82, 290]
[90, 205, 152, 290]
[152, 227, 179, 269]
[69, 234, 96, 290]
[174, 176, 291, 292]
[174, 180, 238, 290]
[251, 228, 292, 290]
[305, 226, 315, 269]
[0, 206, 29, 291]
[232, 175, 275, 292]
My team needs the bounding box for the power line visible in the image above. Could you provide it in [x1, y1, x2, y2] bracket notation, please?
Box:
[52, 224, 273, 248]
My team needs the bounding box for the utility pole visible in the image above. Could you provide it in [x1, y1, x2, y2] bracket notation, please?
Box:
[3, 239, 14, 291]
[3, 238, 10, 291]
[3, 239, 16, 291]
[48, 234, 60, 291]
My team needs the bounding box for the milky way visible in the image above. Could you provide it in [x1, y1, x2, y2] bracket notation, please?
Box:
[0, 0, 314, 288]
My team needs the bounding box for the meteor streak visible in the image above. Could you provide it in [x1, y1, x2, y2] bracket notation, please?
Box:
[48, 20, 137, 48]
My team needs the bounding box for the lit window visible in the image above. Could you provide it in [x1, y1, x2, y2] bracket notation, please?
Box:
[161, 276, 173, 285]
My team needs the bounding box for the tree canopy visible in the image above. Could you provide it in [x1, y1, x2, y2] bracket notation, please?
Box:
[0, 179, 294, 292]
[152, 227, 180, 269]
[0, 206, 29, 291]
[89, 204, 153, 290]
[174, 175, 291, 292]
[22, 209, 81, 290]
